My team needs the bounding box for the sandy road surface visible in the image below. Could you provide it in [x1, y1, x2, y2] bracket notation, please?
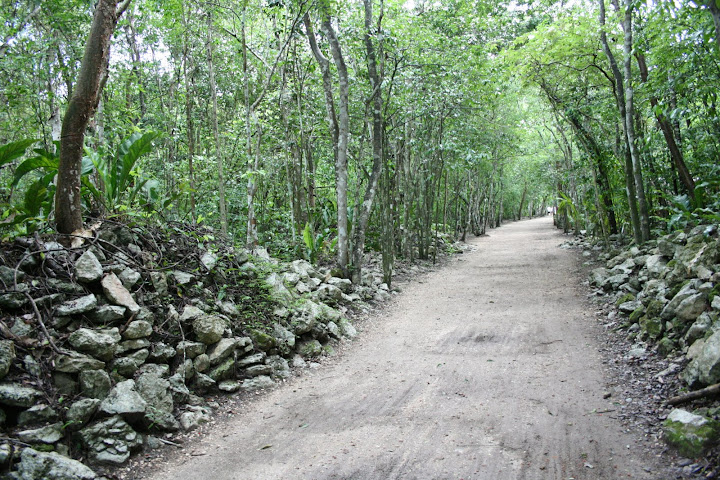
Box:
[148, 217, 660, 480]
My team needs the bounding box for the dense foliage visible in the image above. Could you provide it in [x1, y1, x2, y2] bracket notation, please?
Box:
[1, 0, 718, 280]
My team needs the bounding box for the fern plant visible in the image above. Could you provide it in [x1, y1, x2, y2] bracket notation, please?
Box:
[83, 131, 161, 213]
[557, 192, 581, 233]
[0, 131, 162, 238]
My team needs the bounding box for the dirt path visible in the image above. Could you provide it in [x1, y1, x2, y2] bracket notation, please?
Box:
[148, 217, 661, 480]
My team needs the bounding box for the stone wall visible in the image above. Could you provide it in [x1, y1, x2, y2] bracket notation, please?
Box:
[0, 224, 402, 478]
[582, 224, 720, 459]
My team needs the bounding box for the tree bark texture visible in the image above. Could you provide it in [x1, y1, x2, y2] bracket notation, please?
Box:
[181, 8, 197, 222]
[125, 8, 146, 119]
[206, 10, 228, 235]
[622, 0, 651, 242]
[707, 0, 720, 51]
[56, 0, 130, 234]
[636, 53, 696, 202]
[351, 0, 385, 284]
[304, 12, 338, 213]
[324, 17, 350, 275]
[598, 0, 640, 242]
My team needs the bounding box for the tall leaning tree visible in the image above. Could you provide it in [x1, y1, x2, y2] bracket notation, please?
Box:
[55, 0, 132, 234]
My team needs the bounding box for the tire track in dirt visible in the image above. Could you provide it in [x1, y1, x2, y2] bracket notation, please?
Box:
[147, 217, 661, 480]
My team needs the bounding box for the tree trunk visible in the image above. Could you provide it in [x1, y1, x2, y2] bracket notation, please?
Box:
[351, 0, 385, 285]
[707, 0, 720, 51]
[125, 7, 146, 120]
[622, 0, 651, 242]
[598, 0, 641, 243]
[181, 2, 196, 221]
[306, 141, 316, 210]
[636, 53, 696, 202]
[517, 182, 528, 220]
[206, 10, 228, 235]
[56, 0, 130, 234]
[564, 107, 619, 235]
[303, 9, 349, 274]
[322, 14, 350, 276]
[280, 62, 305, 239]
[304, 12, 343, 260]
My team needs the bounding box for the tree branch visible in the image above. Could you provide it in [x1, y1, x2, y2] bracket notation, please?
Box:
[116, 0, 132, 18]
[0, 4, 41, 58]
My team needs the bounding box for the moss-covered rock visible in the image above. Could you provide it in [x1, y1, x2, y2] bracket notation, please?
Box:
[640, 316, 664, 340]
[645, 299, 665, 319]
[616, 293, 636, 306]
[658, 337, 677, 357]
[192, 314, 227, 345]
[683, 329, 720, 388]
[663, 409, 720, 458]
[208, 357, 235, 382]
[247, 328, 276, 351]
[629, 307, 645, 324]
[297, 339, 323, 357]
[0, 340, 15, 380]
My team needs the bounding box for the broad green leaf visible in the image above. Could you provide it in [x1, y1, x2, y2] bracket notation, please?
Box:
[23, 180, 49, 216]
[12, 155, 59, 187]
[115, 131, 160, 200]
[0, 139, 37, 168]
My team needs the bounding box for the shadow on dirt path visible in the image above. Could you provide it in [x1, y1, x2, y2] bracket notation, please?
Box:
[147, 217, 662, 479]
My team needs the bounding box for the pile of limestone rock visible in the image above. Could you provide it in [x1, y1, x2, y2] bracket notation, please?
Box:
[0, 223, 398, 479]
[584, 224, 720, 459]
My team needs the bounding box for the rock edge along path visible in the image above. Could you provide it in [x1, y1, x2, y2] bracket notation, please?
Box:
[149, 217, 660, 480]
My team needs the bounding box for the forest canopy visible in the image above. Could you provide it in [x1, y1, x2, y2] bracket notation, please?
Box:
[1, 0, 719, 282]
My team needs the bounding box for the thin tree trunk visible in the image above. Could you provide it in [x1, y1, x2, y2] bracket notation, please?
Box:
[46, 47, 61, 152]
[351, 0, 385, 284]
[56, 0, 131, 234]
[241, 6, 257, 248]
[125, 7, 146, 120]
[181, 2, 196, 221]
[599, 0, 641, 242]
[636, 53, 696, 201]
[622, 0, 650, 242]
[304, 12, 339, 253]
[707, 0, 720, 50]
[322, 14, 350, 276]
[518, 182, 528, 220]
[206, 10, 228, 235]
[563, 106, 619, 235]
[280, 63, 305, 239]
[306, 141, 316, 210]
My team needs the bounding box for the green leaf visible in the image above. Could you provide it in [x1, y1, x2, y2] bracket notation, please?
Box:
[12, 155, 59, 187]
[303, 222, 316, 263]
[142, 179, 160, 203]
[127, 177, 150, 206]
[23, 180, 49, 216]
[0, 139, 37, 168]
[81, 176, 103, 204]
[81, 155, 95, 175]
[114, 131, 160, 200]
